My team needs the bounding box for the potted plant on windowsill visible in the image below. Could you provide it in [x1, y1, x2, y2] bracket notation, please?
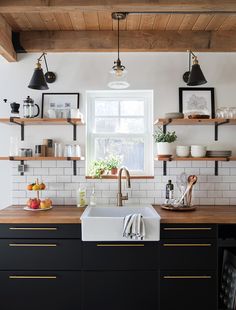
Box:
[89, 159, 107, 179]
[153, 127, 177, 157]
[106, 155, 122, 175]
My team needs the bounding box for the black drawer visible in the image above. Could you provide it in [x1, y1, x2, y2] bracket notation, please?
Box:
[161, 224, 217, 239]
[83, 270, 159, 310]
[83, 242, 159, 270]
[0, 239, 82, 270]
[0, 224, 81, 239]
[0, 271, 81, 310]
[160, 239, 217, 270]
[160, 270, 217, 310]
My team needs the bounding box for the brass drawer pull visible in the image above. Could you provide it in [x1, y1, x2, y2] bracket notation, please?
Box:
[9, 276, 57, 280]
[9, 227, 58, 231]
[9, 243, 57, 247]
[163, 243, 212, 247]
[163, 227, 212, 231]
[96, 244, 145, 247]
[163, 276, 212, 279]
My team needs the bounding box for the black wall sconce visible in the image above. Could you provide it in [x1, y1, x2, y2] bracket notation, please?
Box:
[28, 52, 56, 90]
[183, 50, 207, 86]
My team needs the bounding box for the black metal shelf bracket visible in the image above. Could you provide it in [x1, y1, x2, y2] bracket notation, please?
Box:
[10, 117, 24, 141]
[163, 161, 167, 176]
[215, 119, 229, 141]
[73, 160, 77, 176]
[215, 161, 219, 176]
[67, 118, 77, 141]
[163, 119, 172, 134]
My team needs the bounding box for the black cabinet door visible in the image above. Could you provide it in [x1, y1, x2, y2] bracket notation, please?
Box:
[83, 271, 159, 310]
[0, 271, 81, 310]
[160, 271, 217, 310]
[83, 242, 159, 270]
[0, 239, 82, 270]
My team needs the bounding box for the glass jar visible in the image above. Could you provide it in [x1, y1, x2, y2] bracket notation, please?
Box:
[76, 187, 87, 207]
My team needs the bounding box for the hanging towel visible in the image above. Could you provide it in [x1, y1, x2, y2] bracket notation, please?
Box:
[123, 213, 145, 240]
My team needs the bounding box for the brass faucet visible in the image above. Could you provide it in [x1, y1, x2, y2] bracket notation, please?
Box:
[117, 167, 131, 206]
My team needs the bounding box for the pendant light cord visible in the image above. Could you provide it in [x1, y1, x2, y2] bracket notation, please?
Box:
[117, 17, 120, 61]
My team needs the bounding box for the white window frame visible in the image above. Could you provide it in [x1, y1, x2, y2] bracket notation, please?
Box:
[86, 90, 154, 176]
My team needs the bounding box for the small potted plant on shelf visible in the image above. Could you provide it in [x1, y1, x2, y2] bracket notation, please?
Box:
[89, 159, 107, 179]
[153, 127, 177, 157]
[106, 154, 122, 175]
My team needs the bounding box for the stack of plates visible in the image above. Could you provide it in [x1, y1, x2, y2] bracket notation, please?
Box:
[206, 150, 232, 158]
[165, 112, 184, 119]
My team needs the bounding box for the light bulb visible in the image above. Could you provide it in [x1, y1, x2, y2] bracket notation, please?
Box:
[115, 68, 124, 77]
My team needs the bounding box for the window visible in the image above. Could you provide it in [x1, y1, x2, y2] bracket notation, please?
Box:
[86, 90, 153, 176]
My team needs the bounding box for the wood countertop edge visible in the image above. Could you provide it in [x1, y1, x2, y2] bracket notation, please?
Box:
[0, 205, 235, 224]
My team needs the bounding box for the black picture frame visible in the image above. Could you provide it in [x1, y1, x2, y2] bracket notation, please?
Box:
[179, 87, 215, 119]
[41, 92, 80, 118]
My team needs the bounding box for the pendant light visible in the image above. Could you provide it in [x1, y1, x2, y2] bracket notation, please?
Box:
[183, 50, 207, 86]
[108, 12, 130, 89]
[28, 52, 56, 90]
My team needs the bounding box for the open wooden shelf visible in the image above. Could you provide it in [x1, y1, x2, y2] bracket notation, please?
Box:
[0, 118, 84, 126]
[0, 156, 84, 161]
[154, 118, 236, 126]
[155, 156, 230, 162]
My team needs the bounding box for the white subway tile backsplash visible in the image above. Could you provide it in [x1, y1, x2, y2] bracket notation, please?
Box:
[11, 158, 236, 206]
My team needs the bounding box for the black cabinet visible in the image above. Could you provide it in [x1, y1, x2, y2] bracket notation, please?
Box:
[0, 223, 82, 310]
[160, 271, 217, 310]
[160, 224, 218, 310]
[83, 270, 159, 310]
[0, 271, 81, 310]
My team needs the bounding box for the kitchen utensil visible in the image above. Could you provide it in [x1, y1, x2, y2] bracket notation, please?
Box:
[176, 172, 188, 205]
[175, 175, 197, 207]
[23, 96, 40, 118]
[176, 146, 190, 157]
[191, 145, 206, 157]
[4, 99, 20, 118]
[186, 175, 198, 206]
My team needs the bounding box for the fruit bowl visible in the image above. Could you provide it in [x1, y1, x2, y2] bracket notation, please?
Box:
[25, 179, 53, 211]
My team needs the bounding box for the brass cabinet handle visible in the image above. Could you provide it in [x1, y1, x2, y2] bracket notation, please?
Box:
[96, 244, 145, 247]
[163, 276, 212, 279]
[163, 227, 212, 231]
[163, 243, 212, 247]
[9, 276, 57, 280]
[9, 243, 57, 247]
[9, 227, 58, 231]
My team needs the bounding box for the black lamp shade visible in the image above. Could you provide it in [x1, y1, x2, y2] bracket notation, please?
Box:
[28, 66, 49, 90]
[187, 63, 207, 86]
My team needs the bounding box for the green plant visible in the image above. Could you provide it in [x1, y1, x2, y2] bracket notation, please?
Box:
[106, 154, 122, 170]
[89, 159, 107, 179]
[153, 127, 177, 143]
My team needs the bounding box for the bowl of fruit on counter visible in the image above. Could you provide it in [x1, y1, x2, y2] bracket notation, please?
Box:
[25, 179, 53, 211]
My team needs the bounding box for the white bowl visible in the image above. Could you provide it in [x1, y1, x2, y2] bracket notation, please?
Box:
[191, 145, 207, 158]
[176, 146, 190, 157]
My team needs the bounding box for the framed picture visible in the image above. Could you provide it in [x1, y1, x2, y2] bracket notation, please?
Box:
[179, 87, 215, 119]
[41, 93, 80, 118]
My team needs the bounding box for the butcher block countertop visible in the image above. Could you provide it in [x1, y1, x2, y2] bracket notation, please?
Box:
[0, 205, 236, 224]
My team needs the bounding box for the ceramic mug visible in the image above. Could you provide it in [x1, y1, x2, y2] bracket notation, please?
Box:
[48, 109, 56, 118]
[70, 108, 81, 119]
[176, 146, 190, 157]
[191, 145, 207, 158]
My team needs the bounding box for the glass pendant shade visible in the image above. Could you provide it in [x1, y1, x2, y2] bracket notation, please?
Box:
[28, 62, 49, 90]
[108, 65, 130, 89]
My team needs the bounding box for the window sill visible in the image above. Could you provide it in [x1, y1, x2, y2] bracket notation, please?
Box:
[85, 175, 154, 180]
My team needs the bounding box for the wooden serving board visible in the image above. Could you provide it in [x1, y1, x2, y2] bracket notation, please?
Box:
[161, 205, 197, 212]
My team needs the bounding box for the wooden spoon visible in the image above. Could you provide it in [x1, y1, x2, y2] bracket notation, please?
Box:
[187, 175, 198, 206]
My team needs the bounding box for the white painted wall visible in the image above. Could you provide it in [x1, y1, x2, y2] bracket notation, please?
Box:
[1, 52, 236, 207]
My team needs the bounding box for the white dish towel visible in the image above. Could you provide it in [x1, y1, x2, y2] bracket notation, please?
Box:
[123, 214, 145, 240]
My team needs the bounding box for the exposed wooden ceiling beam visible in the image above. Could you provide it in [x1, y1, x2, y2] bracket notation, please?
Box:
[0, 15, 16, 62]
[1, 1, 236, 13]
[19, 30, 236, 52]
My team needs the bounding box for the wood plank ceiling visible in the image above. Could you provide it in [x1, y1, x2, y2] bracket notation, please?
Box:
[2, 1, 236, 61]
[3, 12, 236, 31]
